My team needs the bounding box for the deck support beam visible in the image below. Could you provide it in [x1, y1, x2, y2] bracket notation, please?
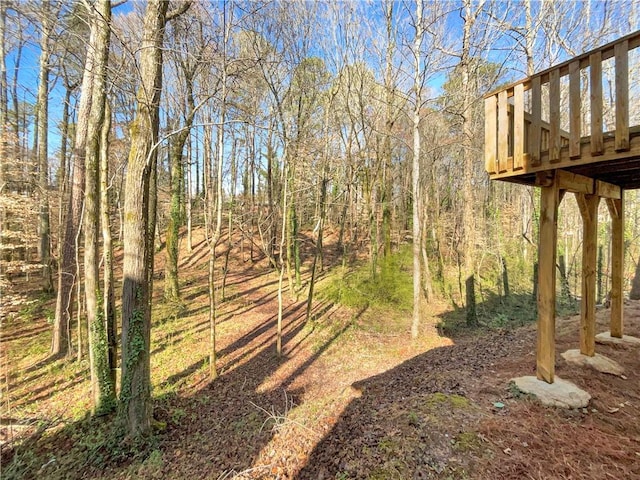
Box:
[576, 193, 600, 356]
[537, 171, 561, 383]
[607, 193, 624, 338]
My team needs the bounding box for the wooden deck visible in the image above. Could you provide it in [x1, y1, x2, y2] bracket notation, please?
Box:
[485, 30, 640, 190]
[484, 31, 640, 384]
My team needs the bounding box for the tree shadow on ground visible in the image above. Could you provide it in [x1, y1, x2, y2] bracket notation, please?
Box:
[295, 326, 530, 479]
[296, 293, 548, 479]
[437, 291, 539, 336]
[2, 290, 347, 480]
[297, 292, 639, 480]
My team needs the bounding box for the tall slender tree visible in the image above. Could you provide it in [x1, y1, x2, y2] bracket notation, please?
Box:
[53, 0, 97, 357]
[120, 0, 190, 436]
[83, 0, 115, 415]
[35, 0, 55, 293]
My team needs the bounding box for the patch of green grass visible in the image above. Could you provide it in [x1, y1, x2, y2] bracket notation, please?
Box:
[153, 299, 187, 328]
[18, 291, 55, 321]
[320, 246, 413, 313]
[453, 431, 482, 452]
[425, 392, 470, 409]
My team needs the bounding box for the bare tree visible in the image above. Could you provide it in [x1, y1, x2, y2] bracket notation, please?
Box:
[35, 0, 56, 293]
[53, 0, 97, 357]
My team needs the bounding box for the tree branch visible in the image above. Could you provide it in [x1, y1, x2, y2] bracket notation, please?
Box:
[167, 0, 192, 22]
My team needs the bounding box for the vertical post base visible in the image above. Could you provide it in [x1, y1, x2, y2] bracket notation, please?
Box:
[537, 174, 561, 384]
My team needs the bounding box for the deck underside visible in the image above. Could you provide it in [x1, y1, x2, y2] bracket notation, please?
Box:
[490, 128, 640, 189]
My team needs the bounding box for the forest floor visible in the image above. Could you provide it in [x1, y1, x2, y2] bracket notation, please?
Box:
[2, 226, 640, 479]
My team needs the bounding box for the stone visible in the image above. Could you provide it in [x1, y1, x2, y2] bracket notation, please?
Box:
[511, 376, 591, 409]
[595, 332, 640, 347]
[561, 349, 625, 376]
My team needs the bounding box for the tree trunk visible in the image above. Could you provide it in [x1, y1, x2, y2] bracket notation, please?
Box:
[382, 0, 395, 259]
[120, 0, 171, 437]
[100, 101, 117, 387]
[185, 136, 193, 253]
[466, 274, 478, 327]
[0, 1, 6, 132]
[221, 138, 237, 301]
[53, 0, 99, 357]
[207, 24, 228, 376]
[461, 0, 477, 318]
[306, 174, 327, 323]
[277, 157, 289, 357]
[0, 1, 6, 190]
[36, 1, 53, 293]
[411, 0, 424, 339]
[164, 70, 196, 301]
[57, 83, 74, 258]
[630, 260, 640, 299]
[84, 0, 115, 415]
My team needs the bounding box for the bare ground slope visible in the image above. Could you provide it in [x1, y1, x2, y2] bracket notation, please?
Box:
[2, 227, 639, 479]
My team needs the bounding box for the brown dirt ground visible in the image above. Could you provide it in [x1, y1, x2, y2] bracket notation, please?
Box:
[1, 226, 640, 479]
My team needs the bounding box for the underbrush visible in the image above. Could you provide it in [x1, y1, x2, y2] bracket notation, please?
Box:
[318, 246, 413, 333]
[320, 246, 413, 311]
[1, 414, 158, 480]
[318, 244, 579, 337]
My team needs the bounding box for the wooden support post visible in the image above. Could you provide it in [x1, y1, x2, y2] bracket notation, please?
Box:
[614, 40, 629, 152]
[549, 69, 561, 163]
[576, 193, 600, 356]
[498, 90, 509, 173]
[530, 76, 542, 167]
[513, 83, 524, 170]
[607, 193, 624, 338]
[569, 61, 581, 159]
[590, 52, 603, 155]
[537, 172, 560, 383]
[485, 96, 497, 174]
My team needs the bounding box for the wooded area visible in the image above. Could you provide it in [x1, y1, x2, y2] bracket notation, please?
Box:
[2, 1, 640, 478]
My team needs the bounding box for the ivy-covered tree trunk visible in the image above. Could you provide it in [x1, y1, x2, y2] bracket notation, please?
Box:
[84, 0, 115, 415]
[120, 0, 171, 437]
[164, 133, 185, 301]
[164, 67, 196, 301]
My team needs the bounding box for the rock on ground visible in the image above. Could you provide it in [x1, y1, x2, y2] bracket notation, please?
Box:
[561, 349, 625, 376]
[511, 376, 591, 409]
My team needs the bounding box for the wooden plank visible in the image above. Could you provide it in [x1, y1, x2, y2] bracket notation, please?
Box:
[514, 83, 525, 170]
[595, 179, 621, 199]
[484, 96, 497, 174]
[607, 194, 624, 338]
[549, 69, 561, 163]
[537, 172, 559, 383]
[484, 31, 640, 99]
[569, 61, 581, 159]
[615, 40, 629, 151]
[576, 193, 600, 356]
[530, 76, 542, 166]
[498, 90, 509, 173]
[556, 170, 594, 194]
[590, 52, 603, 155]
[488, 131, 640, 181]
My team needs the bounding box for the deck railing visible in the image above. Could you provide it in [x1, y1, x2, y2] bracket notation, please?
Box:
[485, 30, 640, 178]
